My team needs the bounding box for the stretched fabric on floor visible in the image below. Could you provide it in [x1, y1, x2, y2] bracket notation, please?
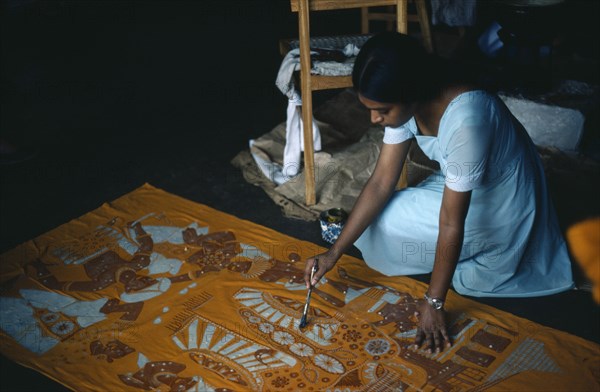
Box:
[0, 184, 598, 391]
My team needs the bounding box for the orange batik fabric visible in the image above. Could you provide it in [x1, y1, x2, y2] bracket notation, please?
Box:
[0, 184, 598, 391]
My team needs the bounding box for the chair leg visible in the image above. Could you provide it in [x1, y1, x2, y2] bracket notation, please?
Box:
[298, 0, 316, 206]
[300, 103, 316, 206]
[415, 0, 434, 53]
[361, 7, 369, 34]
[396, 0, 408, 34]
[397, 163, 409, 189]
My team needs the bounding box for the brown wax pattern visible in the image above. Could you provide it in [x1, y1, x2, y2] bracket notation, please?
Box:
[456, 346, 496, 368]
[472, 329, 512, 353]
[118, 361, 197, 391]
[90, 339, 135, 363]
[374, 301, 419, 331]
[100, 299, 144, 321]
[448, 317, 474, 337]
[189, 351, 250, 388]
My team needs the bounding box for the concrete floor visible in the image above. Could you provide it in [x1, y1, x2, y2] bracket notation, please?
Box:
[1, 1, 599, 390]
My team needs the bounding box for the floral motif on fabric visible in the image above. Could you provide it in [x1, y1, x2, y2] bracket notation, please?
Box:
[290, 343, 314, 357]
[259, 323, 275, 334]
[343, 329, 362, 342]
[271, 376, 290, 388]
[313, 354, 345, 374]
[365, 339, 391, 356]
[273, 331, 295, 345]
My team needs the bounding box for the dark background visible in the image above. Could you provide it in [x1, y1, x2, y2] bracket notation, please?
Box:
[1, 1, 599, 390]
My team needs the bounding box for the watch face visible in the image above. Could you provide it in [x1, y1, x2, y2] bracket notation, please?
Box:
[424, 293, 443, 310]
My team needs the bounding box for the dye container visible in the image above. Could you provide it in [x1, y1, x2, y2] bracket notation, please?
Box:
[319, 208, 348, 244]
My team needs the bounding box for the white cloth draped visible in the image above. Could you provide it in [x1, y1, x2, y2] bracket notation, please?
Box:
[255, 44, 359, 184]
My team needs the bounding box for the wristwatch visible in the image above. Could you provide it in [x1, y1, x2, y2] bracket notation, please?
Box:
[424, 292, 444, 310]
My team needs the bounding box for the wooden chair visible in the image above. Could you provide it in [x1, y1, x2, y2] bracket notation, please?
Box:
[361, 0, 434, 53]
[287, 0, 433, 205]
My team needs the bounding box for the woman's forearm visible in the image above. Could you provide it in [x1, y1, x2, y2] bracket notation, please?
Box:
[427, 187, 471, 301]
[329, 141, 412, 259]
[329, 176, 397, 258]
[427, 223, 464, 300]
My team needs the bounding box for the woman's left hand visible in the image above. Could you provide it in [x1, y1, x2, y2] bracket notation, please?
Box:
[412, 300, 452, 353]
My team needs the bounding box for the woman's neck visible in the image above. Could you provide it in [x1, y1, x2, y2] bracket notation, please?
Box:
[414, 84, 476, 137]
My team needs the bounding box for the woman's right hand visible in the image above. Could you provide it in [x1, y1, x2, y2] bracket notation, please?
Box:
[304, 251, 339, 289]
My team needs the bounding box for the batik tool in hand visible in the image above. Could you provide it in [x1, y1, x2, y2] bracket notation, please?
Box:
[299, 258, 318, 329]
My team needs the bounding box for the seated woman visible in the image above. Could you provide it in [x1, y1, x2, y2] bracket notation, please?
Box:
[303, 32, 574, 353]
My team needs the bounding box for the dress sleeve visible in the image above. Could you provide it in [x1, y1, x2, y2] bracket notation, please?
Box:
[442, 114, 493, 192]
[383, 123, 415, 144]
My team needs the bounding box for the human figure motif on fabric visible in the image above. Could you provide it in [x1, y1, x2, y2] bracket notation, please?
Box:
[118, 360, 198, 391]
[90, 339, 135, 363]
[28, 222, 156, 294]
[170, 226, 345, 307]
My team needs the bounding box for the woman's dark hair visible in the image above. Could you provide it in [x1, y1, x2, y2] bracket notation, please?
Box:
[352, 32, 459, 104]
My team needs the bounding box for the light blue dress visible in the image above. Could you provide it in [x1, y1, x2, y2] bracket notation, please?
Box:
[355, 90, 574, 297]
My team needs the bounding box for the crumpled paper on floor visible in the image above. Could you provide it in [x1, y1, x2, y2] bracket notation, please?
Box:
[232, 89, 439, 221]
